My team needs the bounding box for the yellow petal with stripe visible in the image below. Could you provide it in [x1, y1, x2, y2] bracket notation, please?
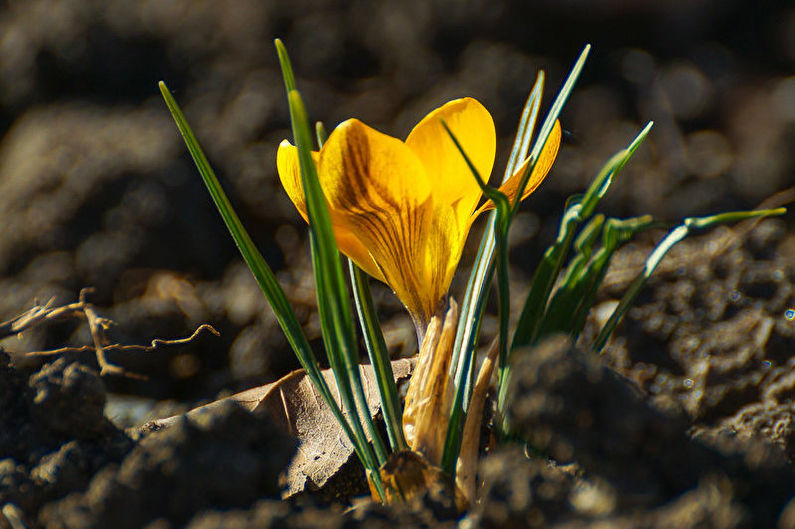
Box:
[318, 119, 450, 326]
[276, 140, 385, 282]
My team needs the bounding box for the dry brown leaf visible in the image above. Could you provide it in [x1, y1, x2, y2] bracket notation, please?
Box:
[142, 358, 414, 497]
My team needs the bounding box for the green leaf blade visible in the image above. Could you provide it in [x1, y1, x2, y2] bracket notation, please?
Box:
[350, 260, 407, 452]
[276, 42, 390, 495]
[592, 207, 787, 353]
[158, 81, 362, 471]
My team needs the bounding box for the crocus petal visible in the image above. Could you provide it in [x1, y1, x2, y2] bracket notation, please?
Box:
[475, 120, 562, 216]
[318, 119, 450, 325]
[332, 229, 388, 283]
[416, 202, 464, 328]
[406, 98, 496, 223]
[276, 140, 386, 282]
[276, 140, 313, 222]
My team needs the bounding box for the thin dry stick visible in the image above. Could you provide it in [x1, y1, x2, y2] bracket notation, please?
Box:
[0, 298, 84, 339]
[22, 324, 220, 358]
[80, 289, 121, 376]
[2, 288, 219, 378]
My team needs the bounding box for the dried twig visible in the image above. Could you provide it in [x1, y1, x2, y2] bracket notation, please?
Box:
[80, 288, 122, 376]
[22, 324, 220, 358]
[0, 298, 84, 339]
[1, 288, 219, 378]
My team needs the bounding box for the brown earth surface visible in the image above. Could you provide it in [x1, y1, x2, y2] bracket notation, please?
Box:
[1, 1, 793, 528]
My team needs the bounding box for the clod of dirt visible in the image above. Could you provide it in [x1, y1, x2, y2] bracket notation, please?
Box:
[345, 498, 459, 529]
[28, 358, 112, 439]
[183, 491, 461, 529]
[39, 400, 297, 529]
[549, 476, 747, 529]
[506, 335, 711, 506]
[504, 335, 795, 526]
[1, 354, 133, 525]
[0, 458, 32, 513]
[595, 227, 795, 430]
[716, 401, 795, 461]
[0, 351, 34, 460]
[470, 445, 575, 529]
[185, 499, 338, 529]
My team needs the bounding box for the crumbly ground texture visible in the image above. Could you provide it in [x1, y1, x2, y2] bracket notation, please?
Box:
[2, 227, 793, 528]
[0, 1, 793, 528]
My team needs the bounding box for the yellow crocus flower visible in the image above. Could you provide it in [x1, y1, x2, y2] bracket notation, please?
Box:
[277, 98, 560, 331]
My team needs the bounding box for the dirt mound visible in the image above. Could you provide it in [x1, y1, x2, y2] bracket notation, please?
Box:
[0, 354, 132, 523]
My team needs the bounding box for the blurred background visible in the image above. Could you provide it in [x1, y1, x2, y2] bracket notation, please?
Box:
[0, 0, 792, 411]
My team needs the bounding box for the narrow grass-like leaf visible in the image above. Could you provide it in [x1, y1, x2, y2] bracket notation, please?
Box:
[566, 216, 660, 339]
[581, 122, 653, 219]
[510, 44, 590, 219]
[507, 72, 546, 178]
[444, 48, 590, 469]
[498, 123, 653, 427]
[275, 38, 297, 93]
[440, 120, 511, 213]
[349, 260, 407, 452]
[449, 73, 545, 401]
[592, 207, 787, 352]
[535, 215, 656, 341]
[442, 71, 546, 475]
[510, 196, 583, 349]
[441, 119, 512, 381]
[492, 195, 583, 425]
[315, 121, 408, 452]
[314, 123, 401, 453]
[314, 120, 400, 458]
[512, 122, 653, 350]
[559, 214, 606, 288]
[158, 81, 360, 476]
[291, 103, 387, 461]
[287, 90, 384, 468]
[313, 121, 405, 454]
[439, 119, 513, 474]
[276, 40, 388, 495]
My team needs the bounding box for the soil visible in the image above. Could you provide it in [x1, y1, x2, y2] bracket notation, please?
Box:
[1, 1, 794, 528]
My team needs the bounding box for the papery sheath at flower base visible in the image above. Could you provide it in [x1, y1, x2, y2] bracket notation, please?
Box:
[276, 97, 561, 338]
